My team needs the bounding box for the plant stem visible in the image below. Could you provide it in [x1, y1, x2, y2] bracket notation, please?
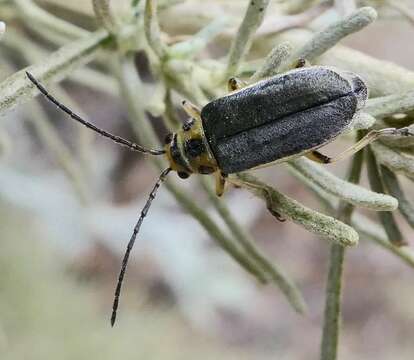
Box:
[199, 176, 307, 314]
[320, 135, 364, 360]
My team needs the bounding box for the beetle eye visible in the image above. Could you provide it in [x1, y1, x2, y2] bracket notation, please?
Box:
[177, 171, 190, 179]
[164, 133, 173, 144]
[182, 118, 194, 132]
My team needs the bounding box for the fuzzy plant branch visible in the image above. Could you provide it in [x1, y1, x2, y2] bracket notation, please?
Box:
[279, 7, 377, 71]
[351, 112, 377, 130]
[1, 28, 118, 96]
[366, 147, 405, 246]
[199, 176, 307, 314]
[320, 145, 363, 360]
[270, 28, 414, 97]
[291, 155, 414, 269]
[0, 29, 109, 114]
[385, 0, 414, 26]
[249, 42, 292, 83]
[257, 1, 331, 36]
[92, 0, 118, 34]
[24, 100, 90, 204]
[365, 90, 414, 118]
[235, 173, 359, 247]
[371, 142, 414, 181]
[381, 166, 414, 228]
[144, 0, 168, 60]
[287, 157, 398, 211]
[320, 244, 345, 360]
[14, 0, 88, 40]
[353, 215, 414, 268]
[169, 17, 230, 59]
[225, 0, 270, 78]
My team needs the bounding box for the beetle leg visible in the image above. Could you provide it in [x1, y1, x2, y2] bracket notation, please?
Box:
[228, 77, 247, 92]
[215, 171, 227, 197]
[181, 100, 201, 119]
[227, 176, 286, 222]
[295, 58, 311, 68]
[307, 127, 414, 164]
[306, 150, 331, 163]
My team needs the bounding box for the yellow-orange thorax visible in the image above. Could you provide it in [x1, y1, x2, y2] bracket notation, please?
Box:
[164, 117, 218, 179]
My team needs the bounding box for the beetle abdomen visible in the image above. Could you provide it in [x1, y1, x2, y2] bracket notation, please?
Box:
[201, 66, 367, 174]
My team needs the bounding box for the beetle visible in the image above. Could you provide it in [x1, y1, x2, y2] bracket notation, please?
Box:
[26, 65, 411, 326]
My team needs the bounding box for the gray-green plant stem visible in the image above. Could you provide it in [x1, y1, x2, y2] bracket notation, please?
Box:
[249, 42, 292, 82]
[320, 136, 364, 360]
[366, 146, 405, 246]
[261, 28, 414, 97]
[365, 90, 414, 118]
[169, 17, 230, 59]
[116, 54, 269, 284]
[386, 0, 414, 26]
[353, 216, 414, 268]
[381, 166, 414, 228]
[257, 2, 330, 37]
[144, 0, 168, 59]
[279, 7, 377, 71]
[225, 0, 270, 78]
[92, 0, 118, 34]
[287, 155, 414, 269]
[287, 157, 398, 211]
[25, 100, 90, 204]
[1, 28, 119, 97]
[235, 173, 359, 247]
[198, 176, 307, 314]
[370, 142, 414, 181]
[0, 27, 95, 180]
[0, 29, 110, 115]
[14, 0, 88, 40]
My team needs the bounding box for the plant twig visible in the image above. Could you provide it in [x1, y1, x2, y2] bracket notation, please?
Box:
[25, 100, 90, 204]
[257, 2, 330, 36]
[353, 216, 414, 267]
[144, 0, 168, 59]
[225, 0, 270, 78]
[365, 91, 414, 118]
[366, 147, 405, 246]
[199, 176, 307, 314]
[0, 29, 110, 114]
[381, 165, 414, 228]
[235, 173, 359, 247]
[249, 42, 292, 82]
[169, 17, 230, 59]
[370, 142, 414, 181]
[279, 7, 377, 71]
[288, 157, 398, 211]
[92, 0, 117, 34]
[14, 0, 88, 40]
[320, 136, 363, 360]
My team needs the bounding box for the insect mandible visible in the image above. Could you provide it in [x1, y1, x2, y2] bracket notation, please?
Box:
[26, 64, 411, 326]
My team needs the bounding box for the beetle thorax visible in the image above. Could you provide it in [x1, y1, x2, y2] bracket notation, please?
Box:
[164, 117, 218, 179]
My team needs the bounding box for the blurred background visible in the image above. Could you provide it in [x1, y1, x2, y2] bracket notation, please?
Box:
[1, 1, 414, 359]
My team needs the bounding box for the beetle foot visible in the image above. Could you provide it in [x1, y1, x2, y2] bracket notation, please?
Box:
[227, 77, 246, 92]
[263, 188, 286, 222]
[295, 58, 310, 68]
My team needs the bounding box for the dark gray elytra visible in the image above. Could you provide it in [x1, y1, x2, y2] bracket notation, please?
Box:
[201, 66, 368, 174]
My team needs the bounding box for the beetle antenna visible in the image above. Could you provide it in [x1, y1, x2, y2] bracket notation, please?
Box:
[26, 72, 165, 156]
[111, 167, 171, 326]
